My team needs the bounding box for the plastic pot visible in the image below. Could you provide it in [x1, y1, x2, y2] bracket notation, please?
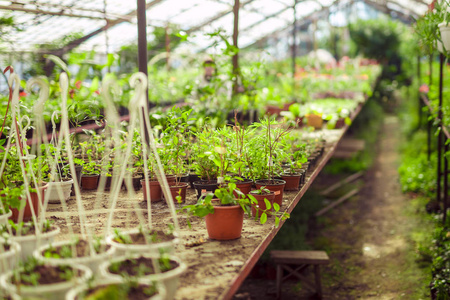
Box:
[193, 180, 219, 200]
[249, 191, 275, 217]
[255, 179, 286, 207]
[169, 182, 189, 203]
[65, 278, 166, 300]
[106, 228, 179, 257]
[281, 173, 301, 191]
[99, 254, 187, 300]
[306, 114, 323, 130]
[46, 179, 73, 204]
[205, 203, 244, 240]
[0, 239, 20, 273]
[34, 240, 115, 275]
[439, 23, 450, 52]
[234, 179, 253, 197]
[81, 174, 99, 190]
[141, 179, 163, 202]
[10, 185, 47, 223]
[0, 210, 12, 226]
[12, 225, 60, 260]
[0, 263, 91, 300]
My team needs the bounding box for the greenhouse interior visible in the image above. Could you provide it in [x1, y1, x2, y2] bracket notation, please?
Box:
[0, 0, 449, 299]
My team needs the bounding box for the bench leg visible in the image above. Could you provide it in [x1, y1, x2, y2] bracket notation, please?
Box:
[276, 264, 282, 299]
[314, 265, 322, 299]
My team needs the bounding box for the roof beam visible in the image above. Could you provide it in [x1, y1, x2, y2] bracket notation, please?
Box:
[186, 0, 256, 34]
[49, 0, 166, 55]
[0, 3, 129, 22]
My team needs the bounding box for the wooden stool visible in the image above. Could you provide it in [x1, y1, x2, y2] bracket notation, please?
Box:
[271, 250, 330, 299]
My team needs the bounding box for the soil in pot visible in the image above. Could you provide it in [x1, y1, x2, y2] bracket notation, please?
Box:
[81, 283, 159, 300]
[10, 186, 46, 223]
[114, 230, 175, 245]
[205, 203, 244, 240]
[11, 264, 82, 286]
[8, 222, 57, 236]
[109, 256, 179, 276]
[281, 173, 301, 191]
[141, 179, 162, 202]
[193, 180, 219, 200]
[81, 174, 99, 191]
[255, 179, 286, 207]
[249, 191, 275, 217]
[168, 182, 189, 203]
[42, 239, 110, 258]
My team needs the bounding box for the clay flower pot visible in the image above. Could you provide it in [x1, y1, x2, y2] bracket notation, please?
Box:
[141, 179, 162, 202]
[281, 173, 301, 191]
[10, 185, 47, 223]
[255, 179, 286, 207]
[234, 179, 253, 197]
[169, 182, 189, 203]
[81, 174, 99, 190]
[205, 203, 244, 240]
[250, 191, 275, 217]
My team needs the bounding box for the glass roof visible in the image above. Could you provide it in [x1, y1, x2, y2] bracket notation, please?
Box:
[0, 0, 433, 54]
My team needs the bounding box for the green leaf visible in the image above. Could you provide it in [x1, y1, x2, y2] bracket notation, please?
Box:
[345, 117, 352, 126]
[264, 198, 271, 210]
[273, 202, 280, 212]
[260, 213, 267, 224]
[275, 217, 280, 227]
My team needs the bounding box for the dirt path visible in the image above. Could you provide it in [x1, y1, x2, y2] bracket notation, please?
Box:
[235, 116, 431, 299]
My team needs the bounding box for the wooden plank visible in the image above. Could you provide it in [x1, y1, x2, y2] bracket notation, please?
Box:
[336, 138, 365, 151]
[320, 171, 364, 196]
[271, 250, 330, 265]
[315, 189, 359, 217]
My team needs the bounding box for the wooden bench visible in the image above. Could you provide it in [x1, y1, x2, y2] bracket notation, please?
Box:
[271, 250, 330, 299]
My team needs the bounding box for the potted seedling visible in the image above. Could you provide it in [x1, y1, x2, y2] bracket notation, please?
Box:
[180, 183, 252, 240]
[250, 118, 289, 207]
[0, 257, 92, 300]
[34, 236, 115, 275]
[106, 225, 178, 256]
[66, 278, 166, 300]
[99, 253, 187, 300]
[1, 219, 60, 260]
[44, 144, 74, 204]
[248, 187, 289, 225]
[80, 141, 102, 191]
[191, 127, 220, 199]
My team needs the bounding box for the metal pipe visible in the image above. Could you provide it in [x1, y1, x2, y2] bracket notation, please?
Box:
[444, 142, 448, 225]
[437, 53, 444, 204]
[292, 0, 297, 79]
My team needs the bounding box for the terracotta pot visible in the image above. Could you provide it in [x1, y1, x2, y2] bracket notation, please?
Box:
[334, 118, 346, 129]
[295, 117, 304, 127]
[81, 174, 99, 190]
[193, 180, 219, 200]
[205, 203, 244, 240]
[141, 179, 162, 202]
[166, 174, 177, 184]
[71, 165, 83, 196]
[249, 191, 275, 217]
[234, 179, 253, 197]
[255, 179, 286, 207]
[99, 174, 113, 191]
[169, 182, 189, 203]
[10, 186, 47, 223]
[281, 173, 301, 191]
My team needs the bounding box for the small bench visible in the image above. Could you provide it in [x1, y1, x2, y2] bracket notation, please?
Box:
[271, 250, 330, 299]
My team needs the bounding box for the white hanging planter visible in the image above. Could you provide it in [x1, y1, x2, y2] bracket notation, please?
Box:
[65, 277, 166, 300]
[0, 263, 92, 300]
[0, 210, 12, 225]
[99, 254, 187, 300]
[439, 22, 450, 52]
[12, 225, 60, 260]
[106, 228, 179, 257]
[0, 240, 20, 273]
[45, 179, 73, 204]
[34, 239, 115, 275]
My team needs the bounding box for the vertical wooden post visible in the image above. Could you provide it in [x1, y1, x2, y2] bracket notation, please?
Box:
[418, 55, 422, 128]
[232, 0, 240, 95]
[137, 0, 150, 107]
[276, 264, 282, 299]
[444, 142, 448, 225]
